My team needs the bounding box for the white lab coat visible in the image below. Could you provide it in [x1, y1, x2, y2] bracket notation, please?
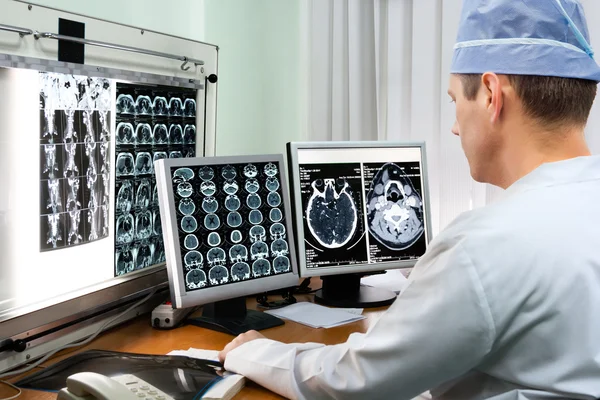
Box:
[225, 155, 600, 400]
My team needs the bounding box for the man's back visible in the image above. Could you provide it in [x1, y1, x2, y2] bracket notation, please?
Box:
[429, 155, 600, 399]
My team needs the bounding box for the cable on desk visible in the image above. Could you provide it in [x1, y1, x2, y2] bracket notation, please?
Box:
[0, 287, 158, 380]
[0, 380, 21, 399]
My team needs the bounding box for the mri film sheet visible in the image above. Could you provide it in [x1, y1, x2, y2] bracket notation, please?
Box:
[114, 83, 197, 276]
[299, 163, 367, 268]
[170, 161, 292, 292]
[39, 72, 112, 251]
[363, 162, 426, 262]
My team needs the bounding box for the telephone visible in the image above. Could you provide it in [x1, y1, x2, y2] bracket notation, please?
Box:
[57, 372, 173, 400]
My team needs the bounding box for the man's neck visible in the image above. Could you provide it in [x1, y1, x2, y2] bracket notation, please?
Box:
[496, 125, 590, 189]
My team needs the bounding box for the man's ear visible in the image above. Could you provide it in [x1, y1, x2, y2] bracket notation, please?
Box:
[481, 72, 503, 124]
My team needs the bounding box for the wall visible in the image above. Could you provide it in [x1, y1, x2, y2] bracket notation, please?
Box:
[204, 0, 307, 156]
[25, 0, 205, 41]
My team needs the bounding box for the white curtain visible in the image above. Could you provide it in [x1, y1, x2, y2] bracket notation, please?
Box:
[307, 0, 600, 237]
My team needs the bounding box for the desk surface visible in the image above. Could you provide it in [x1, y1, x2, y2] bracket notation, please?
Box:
[2, 294, 387, 400]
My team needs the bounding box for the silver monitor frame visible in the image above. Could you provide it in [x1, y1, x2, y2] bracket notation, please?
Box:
[287, 141, 433, 278]
[155, 154, 300, 309]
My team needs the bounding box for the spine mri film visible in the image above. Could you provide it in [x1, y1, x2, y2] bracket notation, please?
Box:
[39, 72, 112, 251]
[299, 160, 427, 268]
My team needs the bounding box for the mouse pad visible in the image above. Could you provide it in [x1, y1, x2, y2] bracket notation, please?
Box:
[16, 349, 223, 399]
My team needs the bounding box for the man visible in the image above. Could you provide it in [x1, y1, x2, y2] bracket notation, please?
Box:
[218, 1, 600, 399]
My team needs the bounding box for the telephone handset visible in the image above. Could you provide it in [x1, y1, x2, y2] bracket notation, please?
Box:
[57, 372, 173, 400]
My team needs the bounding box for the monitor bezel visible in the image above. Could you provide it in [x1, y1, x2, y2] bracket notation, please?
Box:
[155, 154, 300, 309]
[287, 140, 433, 278]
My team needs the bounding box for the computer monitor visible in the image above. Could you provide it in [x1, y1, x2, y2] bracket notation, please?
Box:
[286, 141, 432, 308]
[155, 154, 299, 335]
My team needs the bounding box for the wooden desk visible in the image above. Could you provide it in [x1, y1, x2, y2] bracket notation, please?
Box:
[2, 294, 388, 400]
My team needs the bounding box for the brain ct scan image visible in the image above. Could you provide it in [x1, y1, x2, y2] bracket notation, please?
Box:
[296, 148, 428, 270]
[167, 160, 293, 291]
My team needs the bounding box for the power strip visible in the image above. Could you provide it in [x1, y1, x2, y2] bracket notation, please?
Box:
[151, 302, 195, 329]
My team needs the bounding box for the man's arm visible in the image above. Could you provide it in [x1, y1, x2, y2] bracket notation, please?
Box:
[222, 242, 496, 400]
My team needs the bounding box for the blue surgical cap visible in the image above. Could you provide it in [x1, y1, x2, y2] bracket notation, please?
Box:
[450, 0, 600, 81]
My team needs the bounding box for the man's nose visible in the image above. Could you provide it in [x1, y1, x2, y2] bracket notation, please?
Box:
[451, 120, 459, 136]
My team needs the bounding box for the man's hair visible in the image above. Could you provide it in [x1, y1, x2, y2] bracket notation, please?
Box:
[459, 74, 597, 128]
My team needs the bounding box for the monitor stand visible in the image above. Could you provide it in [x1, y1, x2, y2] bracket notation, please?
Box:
[187, 297, 285, 336]
[315, 273, 397, 308]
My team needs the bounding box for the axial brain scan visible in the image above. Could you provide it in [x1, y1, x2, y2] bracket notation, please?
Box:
[168, 160, 293, 291]
[306, 178, 357, 249]
[366, 163, 424, 250]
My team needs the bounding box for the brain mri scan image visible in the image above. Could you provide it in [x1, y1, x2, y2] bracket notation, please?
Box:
[168, 160, 293, 291]
[177, 182, 193, 198]
[207, 247, 226, 265]
[229, 244, 248, 262]
[246, 193, 262, 209]
[209, 266, 229, 285]
[186, 269, 207, 289]
[225, 195, 241, 211]
[249, 210, 263, 225]
[181, 216, 198, 233]
[173, 167, 194, 182]
[264, 163, 278, 177]
[153, 97, 168, 116]
[231, 262, 250, 281]
[252, 259, 271, 277]
[267, 192, 281, 207]
[184, 250, 203, 268]
[199, 166, 215, 181]
[273, 256, 290, 273]
[202, 197, 219, 213]
[153, 124, 168, 144]
[184, 234, 199, 250]
[207, 232, 221, 247]
[204, 213, 221, 230]
[244, 179, 260, 194]
[221, 165, 237, 180]
[227, 211, 243, 228]
[200, 181, 216, 196]
[366, 162, 424, 250]
[116, 122, 134, 144]
[249, 225, 266, 243]
[231, 230, 243, 243]
[269, 208, 282, 222]
[223, 181, 239, 195]
[243, 164, 258, 178]
[306, 178, 357, 249]
[178, 198, 196, 215]
[265, 177, 280, 192]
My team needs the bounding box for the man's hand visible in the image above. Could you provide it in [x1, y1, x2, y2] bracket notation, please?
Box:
[218, 330, 266, 365]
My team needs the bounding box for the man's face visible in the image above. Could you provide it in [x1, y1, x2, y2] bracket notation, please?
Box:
[447, 74, 501, 184]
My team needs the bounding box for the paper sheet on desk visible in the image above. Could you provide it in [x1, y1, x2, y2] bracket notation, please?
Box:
[264, 302, 365, 328]
[361, 269, 409, 294]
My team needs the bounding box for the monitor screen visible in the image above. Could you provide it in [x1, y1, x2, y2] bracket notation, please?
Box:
[155, 155, 299, 309]
[288, 142, 431, 277]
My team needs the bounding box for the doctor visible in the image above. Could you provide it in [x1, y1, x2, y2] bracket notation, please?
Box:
[218, 1, 600, 399]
